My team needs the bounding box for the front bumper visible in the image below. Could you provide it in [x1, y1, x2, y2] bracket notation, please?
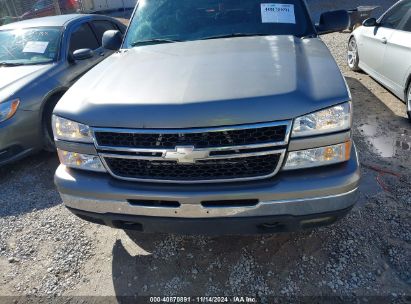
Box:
[68, 205, 354, 234]
[0, 109, 42, 166]
[55, 145, 360, 234]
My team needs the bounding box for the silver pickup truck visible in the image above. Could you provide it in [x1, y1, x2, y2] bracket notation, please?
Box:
[53, 0, 360, 234]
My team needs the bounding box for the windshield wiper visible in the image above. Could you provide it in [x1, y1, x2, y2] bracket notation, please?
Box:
[0, 62, 25, 67]
[199, 33, 269, 40]
[131, 38, 181, 47]
[130, 34, 268, 46]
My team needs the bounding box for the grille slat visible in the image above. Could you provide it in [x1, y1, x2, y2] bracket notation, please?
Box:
[94, 122, 290, 183]
[95, 125, 287, 149]
[104, 154, 280, 181]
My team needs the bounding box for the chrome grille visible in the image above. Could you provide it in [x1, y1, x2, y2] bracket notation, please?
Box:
[104, 154, 281, 181]
[93, 121, 291, 183]
[94, 123, 288, 149]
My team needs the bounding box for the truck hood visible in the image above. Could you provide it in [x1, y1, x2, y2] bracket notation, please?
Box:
[0, 64, 53, 101]
[55, 36, 350, 129]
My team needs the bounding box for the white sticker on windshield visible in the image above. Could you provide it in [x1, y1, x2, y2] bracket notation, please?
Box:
[261, 3, 296, 24]
[23, 41, 49, 53]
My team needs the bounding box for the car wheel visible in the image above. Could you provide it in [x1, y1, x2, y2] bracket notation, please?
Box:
[407, 83, 411, 121]
[348, 37, 361, 72]
[42, 94, 63, 152]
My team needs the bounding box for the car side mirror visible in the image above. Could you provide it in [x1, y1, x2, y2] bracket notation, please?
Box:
[363, 18, 377, 27]
[72, 48, 94, 60]
[316, 10, 349, 35]
[102, 30, 123, 50]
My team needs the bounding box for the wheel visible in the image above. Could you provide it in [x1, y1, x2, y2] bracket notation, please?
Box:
[42, 93, 64, 152]
[407, 83, 411, 121]
[348, 37, 361, 72]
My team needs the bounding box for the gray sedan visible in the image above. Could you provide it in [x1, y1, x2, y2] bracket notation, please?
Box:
[347, 0, 411, 120]
[0, 14, 126, 165]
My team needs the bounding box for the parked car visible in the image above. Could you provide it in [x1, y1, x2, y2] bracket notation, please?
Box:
[0, 14, 126, 165]
[348, 0, 411, 120]
[0, 16, 20, 26]
[21, 0, 79, 20]
[53, 0, 359, 235]
[347, 6, 380, 31]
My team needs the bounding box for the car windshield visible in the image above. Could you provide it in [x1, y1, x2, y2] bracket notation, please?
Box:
[33, 0, 52, 10]
[0, 27, 61, 66]
[124, 0, 315, 47]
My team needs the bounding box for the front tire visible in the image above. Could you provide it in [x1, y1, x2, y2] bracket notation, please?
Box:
[42, 94, 63, 152]
[348, 37, 361, 72]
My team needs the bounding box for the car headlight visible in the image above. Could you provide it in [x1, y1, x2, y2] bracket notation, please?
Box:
[52, 115, 93, 143]
[0, 99, 20, 123]
[283, 141, 352, 170]
[292, 102, 351, 138]
[57, 149, 106, 172]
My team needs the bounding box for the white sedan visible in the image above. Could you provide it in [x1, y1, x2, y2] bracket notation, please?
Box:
[347, 0, 411, 120]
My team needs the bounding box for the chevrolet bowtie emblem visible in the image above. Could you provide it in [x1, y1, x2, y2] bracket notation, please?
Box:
[163, 146, 210, 164]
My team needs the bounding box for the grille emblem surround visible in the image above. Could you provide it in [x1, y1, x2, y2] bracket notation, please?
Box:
[163, 146, 210, 164]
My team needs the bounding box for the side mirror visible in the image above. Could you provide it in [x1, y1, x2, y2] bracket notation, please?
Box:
[72, 48, 94, 60]
[363, 18, 377, 27]
[316, 10, 349, 35]
[102, 30, 123, 50]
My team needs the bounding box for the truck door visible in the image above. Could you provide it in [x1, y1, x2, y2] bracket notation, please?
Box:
[380, 4, 411, 98]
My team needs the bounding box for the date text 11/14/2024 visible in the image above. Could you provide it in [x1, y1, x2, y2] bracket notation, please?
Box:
[149, 296, 257, 303]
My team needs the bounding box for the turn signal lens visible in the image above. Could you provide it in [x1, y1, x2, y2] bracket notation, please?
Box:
[0, 99, 20, 122]
[57, 149, 106, 172]
[283, 141, 352, 170]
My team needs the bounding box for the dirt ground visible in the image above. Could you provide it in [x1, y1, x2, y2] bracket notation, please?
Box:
[0, 32, 410, 303]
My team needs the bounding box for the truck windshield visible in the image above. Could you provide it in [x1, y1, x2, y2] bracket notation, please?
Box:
[124, 0, 315, 47]
[0, 27, 61, 66]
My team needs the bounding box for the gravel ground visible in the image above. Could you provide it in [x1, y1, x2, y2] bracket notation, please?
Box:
[0, 156, 94, 296]
[0, 32, 410, 303]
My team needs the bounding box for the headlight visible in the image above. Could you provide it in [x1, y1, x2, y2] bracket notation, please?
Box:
[292, 102, 351, 138]
[57, 149, 106, 172]
[283, 141, 351, 170]
[0, 99, 20, 123]
[52, 115, 93, 143]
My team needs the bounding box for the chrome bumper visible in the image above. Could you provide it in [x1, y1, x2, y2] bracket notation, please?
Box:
[60, 188, 358, 218]
[55, 144, 360, 219]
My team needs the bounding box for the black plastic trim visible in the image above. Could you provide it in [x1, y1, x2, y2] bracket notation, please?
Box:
[66, 206, 354, 235]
